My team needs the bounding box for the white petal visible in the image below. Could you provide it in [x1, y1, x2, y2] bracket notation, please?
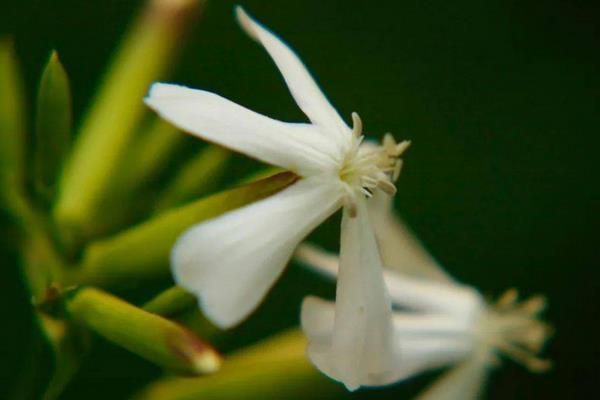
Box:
[236, 7, 350, 149]
[415, 350, 492, 400]
[304, 198, 396, 390]
[302, 297, 475, 386]
[145, 83, 340, 177]
[389, 314, 475, 381]
[301, 296, 335, 341]
[296, 243, 485, 319]
[172, 177, 343, 329]
[368, 192, 453, 283]
[386, 272, 485, 322]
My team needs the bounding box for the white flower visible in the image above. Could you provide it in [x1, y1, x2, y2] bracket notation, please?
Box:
[145, 7, 409, 389]
[297, 193, 552, 397]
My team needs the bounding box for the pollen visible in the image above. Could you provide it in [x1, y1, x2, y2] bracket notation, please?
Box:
[480, 289, 553, 373]
[339, 112, 410, 216]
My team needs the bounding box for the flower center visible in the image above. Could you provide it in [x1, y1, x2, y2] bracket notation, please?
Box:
[480, 288, 552, 372]
[339, 113, 410, 216]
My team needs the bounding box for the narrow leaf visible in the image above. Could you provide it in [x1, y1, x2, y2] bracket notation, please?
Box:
[34, 51, 72, 202]
[155, 145, 230, 212]
[112, 118, 183, 199]
[0, 37, 26, 212]
[53, 0, 203, 237]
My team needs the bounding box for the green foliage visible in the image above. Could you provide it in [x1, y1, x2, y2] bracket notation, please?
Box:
[156, 145, 231, 211]
[34, 51, 72, 203]
[0, 38, 26, 213]
[1, 2, 303, 398]
[134, 330, 343, 400]
[53, 0, 201, 239]
[76, 172, 297, 287]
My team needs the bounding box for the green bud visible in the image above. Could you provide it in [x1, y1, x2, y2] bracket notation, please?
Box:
[34, 51, 72, 202]
[66, 287, 221, 375]
[75, 171, 298, 287]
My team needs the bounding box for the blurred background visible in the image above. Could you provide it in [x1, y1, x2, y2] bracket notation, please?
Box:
[1, 0, 598, 398]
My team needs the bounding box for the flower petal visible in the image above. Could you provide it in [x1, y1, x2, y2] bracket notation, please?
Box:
[145, 83, 339, 176]
[236, 7, 350, 149]
[301, 296, 335, 342]
[368, 192, 453, 283]
[172, 177, 342, 329]
[303, 198, 395, 390]
[302, 297, 475, 386]
[415, 351, 492, 400]
[296, 243, 484, 319]
[389, 313, 476, 381]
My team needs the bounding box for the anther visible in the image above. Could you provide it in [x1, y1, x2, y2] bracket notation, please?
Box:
[496, 288, 519, 309]
[518, 295, 547, 316]
[383, 133, 396, 149]
[351, 112, 363, 138]
[392, 160, 403, 181]
[393, 140, 411, 157]
[377, 179, 397, 196]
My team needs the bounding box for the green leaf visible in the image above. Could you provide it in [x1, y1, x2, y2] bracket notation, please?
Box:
[65, 287, 221, 375]
[80, 119, 184, 238]
[0, 37, 26, 213]
[74, 171, 298, 287]
[155, 145, 230, 212]
[34, 51, 72, 202]
[112, 118, 183, 200]
[53, 0, 203, 238]
[134, 330, 343, 400]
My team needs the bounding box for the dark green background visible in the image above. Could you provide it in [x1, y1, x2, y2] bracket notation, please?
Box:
[1, 0, 598, 398]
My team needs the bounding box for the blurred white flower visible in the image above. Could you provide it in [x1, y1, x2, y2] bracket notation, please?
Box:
[145, 7, 408, 388]
[297, 194, 552, 396]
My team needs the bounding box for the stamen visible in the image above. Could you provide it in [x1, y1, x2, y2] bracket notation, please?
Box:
[351, 112, 362, 138]
[518, 295, 547, 316]
[495, 341, 552, 373]
[377, 179, 397, 196]
[360, 187, 373, 197]
[496, 288, 519, 309]
[482, 291, 553, 374]
[383, 133, 395, 149]
[393, 140, 411, 157]
[339, 120, 409, 201]
[392, 160, 403, 181]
